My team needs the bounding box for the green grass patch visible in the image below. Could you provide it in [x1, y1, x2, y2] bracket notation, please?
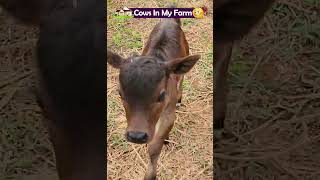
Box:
[228, 60, 252, 87]
[182, 19, 195, 26]
[109, 20, 143, 49]
[112, 28, 143, 49]
[171, 126, 179, 137]
[107, 97, 123, 123]
[230, 61, 251, 77]
[199, 46, 213, 79]
[107, 97, 120, 110]
[182, 79, 192, 92]
[112, 14, 134, 20]
[109, 133, 129, 150]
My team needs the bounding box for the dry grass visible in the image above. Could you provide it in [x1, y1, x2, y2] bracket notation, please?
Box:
[2, 0, 318, 179]
[0, 1, 213, 179]
[0, 11, 57, 180]
[215, 0, 320, 179]
[107, 0, 213, 179]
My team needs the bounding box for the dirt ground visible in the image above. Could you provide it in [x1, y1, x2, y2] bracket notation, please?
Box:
[0, 0, 319, 180]
[107, 0, 213, 179]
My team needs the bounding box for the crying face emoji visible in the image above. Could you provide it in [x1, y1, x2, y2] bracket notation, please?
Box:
[193, 8, 204, 19]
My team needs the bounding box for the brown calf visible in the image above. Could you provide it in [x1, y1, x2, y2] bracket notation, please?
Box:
[107, 18, 200, 180]
[1, 0, 106, 179]
[214, 0, 276, 138]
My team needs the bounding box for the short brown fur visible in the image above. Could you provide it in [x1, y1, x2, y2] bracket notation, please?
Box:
[107, 18, 200, 180]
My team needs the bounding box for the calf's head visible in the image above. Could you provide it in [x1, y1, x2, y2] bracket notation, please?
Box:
[107, 50, 200, 144]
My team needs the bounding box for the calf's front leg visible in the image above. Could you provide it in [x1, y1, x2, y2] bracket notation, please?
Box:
[214, 42, 233, 139]
[144, 111, 175, 180]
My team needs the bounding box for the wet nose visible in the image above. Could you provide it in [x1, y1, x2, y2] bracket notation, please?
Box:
[126, 131, 148, 144]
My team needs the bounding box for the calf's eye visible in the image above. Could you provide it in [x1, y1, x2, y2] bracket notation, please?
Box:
[157, 91, 166, 102]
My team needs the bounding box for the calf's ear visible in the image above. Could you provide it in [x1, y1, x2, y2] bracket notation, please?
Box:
[165, 55, 201, 74]
[107, 50, 126, 69]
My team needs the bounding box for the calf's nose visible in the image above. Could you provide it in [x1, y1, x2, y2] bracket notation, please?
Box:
[126, 131, 148, 144]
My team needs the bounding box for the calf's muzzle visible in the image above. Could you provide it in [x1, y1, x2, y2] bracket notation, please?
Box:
[126, 131, 149, 144]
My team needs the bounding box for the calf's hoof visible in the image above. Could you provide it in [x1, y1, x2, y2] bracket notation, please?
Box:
[144, 174, 157, 180]
[164, 136, 170, 145]
[176, 98, 185, 108]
